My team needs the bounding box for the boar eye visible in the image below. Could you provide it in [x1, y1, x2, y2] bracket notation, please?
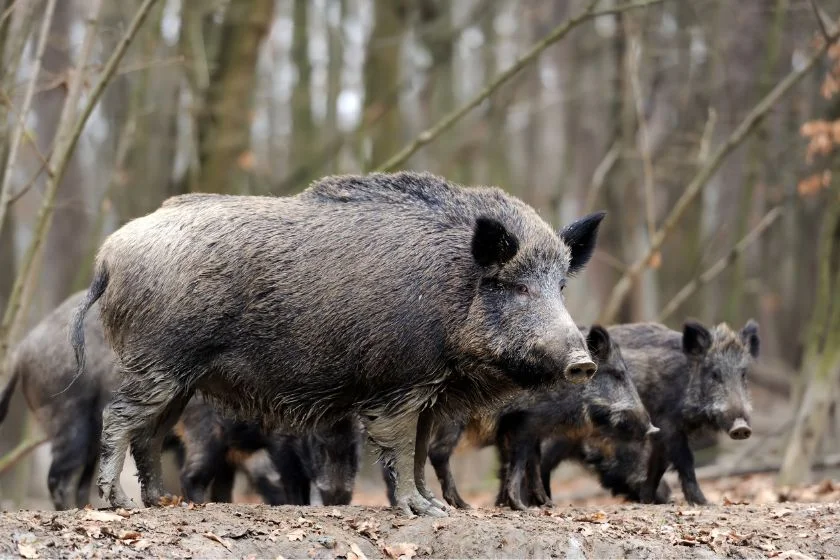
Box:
[560, 280, 567, 292]
[711, 370, 722, 382]
[514, 283, 529, 295]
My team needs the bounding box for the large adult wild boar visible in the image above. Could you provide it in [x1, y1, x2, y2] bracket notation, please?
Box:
[72, 171, 605, 516]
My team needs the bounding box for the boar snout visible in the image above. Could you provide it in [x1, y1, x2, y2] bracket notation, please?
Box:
[728, 417, 752, 440]
[318, 487, 353, 506]
[564, 359, 597, 383]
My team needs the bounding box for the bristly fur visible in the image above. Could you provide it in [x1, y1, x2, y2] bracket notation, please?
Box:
[80, 170, 605, 511]
[607, 319, 759, 505]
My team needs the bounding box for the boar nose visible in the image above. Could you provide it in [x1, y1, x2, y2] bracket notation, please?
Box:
[564, 360, 597, 383]
[319, 488, 353, 506]
[728, 418, 752, 440]
[645, 424, 660, 437]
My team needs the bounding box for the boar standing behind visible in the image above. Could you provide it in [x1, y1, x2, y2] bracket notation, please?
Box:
[609, 320, 759, 505]
[71, 171, 605, 516]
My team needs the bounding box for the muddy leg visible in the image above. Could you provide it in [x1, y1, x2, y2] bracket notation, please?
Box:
[363, 412, 446, 517]
[413, 410, 447, 510]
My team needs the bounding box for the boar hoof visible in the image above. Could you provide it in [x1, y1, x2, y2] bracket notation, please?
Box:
[102, 485, 136, 509]
[398, 491, 448, 517]
[446, 495, 472, 509]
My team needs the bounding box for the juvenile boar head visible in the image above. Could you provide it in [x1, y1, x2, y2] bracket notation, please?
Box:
[681, 319, 759, 440]
[467, 211, 605, 386]
[583, 326, 658, 440]
[304, 417, 361, 505]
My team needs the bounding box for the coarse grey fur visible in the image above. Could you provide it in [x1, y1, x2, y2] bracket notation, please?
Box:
[608, 320, 759, 505]
[72, 171, 605, 516]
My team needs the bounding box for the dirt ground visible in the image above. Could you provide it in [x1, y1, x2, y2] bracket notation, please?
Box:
[2, 477, 838, 559]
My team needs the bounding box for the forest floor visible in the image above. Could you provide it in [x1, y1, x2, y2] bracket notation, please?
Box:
[1, 475, 838, 559]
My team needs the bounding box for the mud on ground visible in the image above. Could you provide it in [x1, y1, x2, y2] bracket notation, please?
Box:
[2, 498, 838, 559]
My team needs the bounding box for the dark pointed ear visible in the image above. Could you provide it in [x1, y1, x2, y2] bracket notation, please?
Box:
[559, 211, 606, 275]
[740, 319, 760, 358]
[586, 325, 611, 365]
[472, 217, 519, 267]
[682, 320, 712, 357]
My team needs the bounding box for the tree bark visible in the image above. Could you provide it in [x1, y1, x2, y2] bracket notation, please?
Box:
[196, 0, 274, 194]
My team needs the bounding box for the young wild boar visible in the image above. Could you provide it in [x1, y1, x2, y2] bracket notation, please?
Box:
[538, 436, 672, 505]
[72, 171, 606, 516]
[168, 401, 361, 506]
[493, 326, 658, 510]
[608, 320, 759, 505]
[382, 326, 657, 510]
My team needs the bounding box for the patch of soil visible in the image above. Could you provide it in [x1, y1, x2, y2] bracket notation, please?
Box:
[2, 501, 837, 559]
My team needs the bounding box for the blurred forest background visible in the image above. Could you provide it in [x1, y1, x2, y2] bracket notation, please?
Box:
[1, 0, 840, 509]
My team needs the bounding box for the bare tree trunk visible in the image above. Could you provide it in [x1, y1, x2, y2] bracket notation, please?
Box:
[778, 193, 840, 485]
[196, 0, 274, 194]
[289, 0, 315, 188]
[363, 0, 405, 170]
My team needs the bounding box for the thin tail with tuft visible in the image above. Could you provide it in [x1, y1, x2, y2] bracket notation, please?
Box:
[65, 263, 109, 395]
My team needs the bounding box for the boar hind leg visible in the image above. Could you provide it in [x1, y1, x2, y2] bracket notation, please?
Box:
[47, 411, 99, 510]
[131, 392, 191, 507]
[413, 409, 447, 510]
[99, 375, 189, 508]
[526, 444, 552, 507]
[364, 412, 447, 517]
[75, 455, 98, 508]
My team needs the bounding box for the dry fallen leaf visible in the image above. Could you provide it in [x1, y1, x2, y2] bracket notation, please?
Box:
[574, 511, 608, 524]
[383, 542, 418, 560]
[114, 508, 132, 518]
[327, 509, 342, 518]
[286, 528, 306, 542]
[348, 542, 369, 560]
[83, 510, 123, 523]
[17, 543, 39, 559]
[204, 531, 232, 550]
[133, 539, 152, 551]
[722, 496, 748, 506]
[677, 510, 701, 517]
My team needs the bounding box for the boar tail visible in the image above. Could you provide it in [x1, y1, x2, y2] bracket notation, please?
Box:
[62, 263, 109, 396]
[0, 370, 19, 424]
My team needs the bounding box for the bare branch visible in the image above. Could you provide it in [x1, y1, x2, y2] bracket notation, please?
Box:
[657, 206, 783, 322]
[628, 33, 657, 239]
[0, 436, 48, 476]
[809, 0, 833, 43]
[374, 0, 669, 172]
[0, 0, 57, 238]
[0, 0, 160, 352]
[583, 140, 621, 214]
[598, 30, 840, 324]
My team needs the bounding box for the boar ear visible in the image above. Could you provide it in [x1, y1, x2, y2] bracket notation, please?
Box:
[586, 325, 611, 365]
[472, 217, 519, 267]
[682, 320, 712, 357]
[740, 319, 760, 358]
[559, 211, 606, 275]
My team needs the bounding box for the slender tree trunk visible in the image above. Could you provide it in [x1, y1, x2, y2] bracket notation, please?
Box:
[363, 0, 405, 170]
[778, 192, 840, 485]
[197, 0, 274, 194]
[289, 0, 315, 187]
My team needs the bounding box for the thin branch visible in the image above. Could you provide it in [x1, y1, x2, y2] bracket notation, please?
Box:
[0, 89, 55, 175]
[657, 206, 783, 321]
[696, 107, 717, 164]
[0, 0, 159, 351]
[6, 157, 50, 207]
[628, 33, 657, 239]
[0, 436, 47, 476]
[597, 30, 840, 324]
[0, 0, 57, 238]
[374, 0, 669, 172]
[0, 0, 20, 28]
[583, 140, 621, 214]
[809, 0, 833, 43]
